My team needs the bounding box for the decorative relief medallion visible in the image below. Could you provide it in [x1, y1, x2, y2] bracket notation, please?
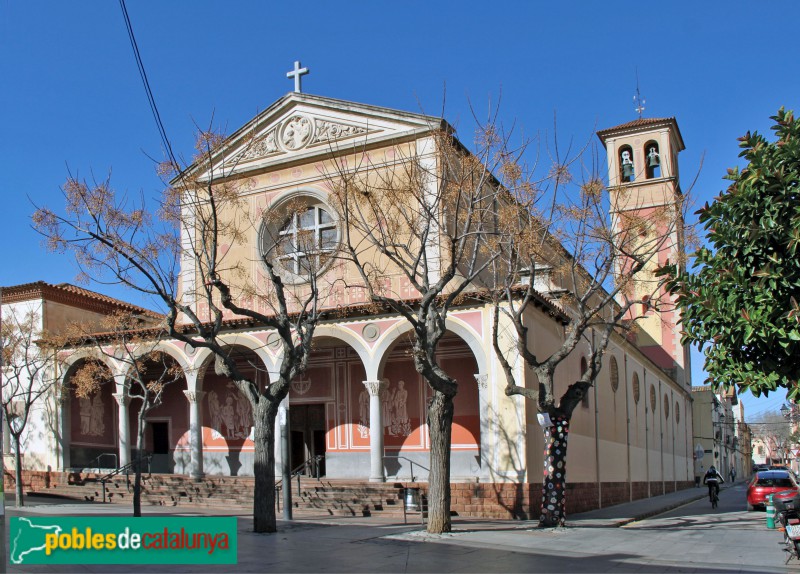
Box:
[361, 323, 380, 342]
[227, 114, 377, 164]
[280, 115, 313, 150]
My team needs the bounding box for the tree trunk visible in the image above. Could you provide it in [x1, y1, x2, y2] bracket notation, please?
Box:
[539, 415, 569, 527]
[253, 400, 278, 533]
[133, 421, 146, 518]
[13, 435, 23, 507]
[426, 390, 454, 533]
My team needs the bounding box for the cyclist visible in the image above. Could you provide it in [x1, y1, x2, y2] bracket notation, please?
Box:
[703, 465, 725, 505]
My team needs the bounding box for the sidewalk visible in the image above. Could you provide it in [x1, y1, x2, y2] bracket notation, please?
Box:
[567, 481, 737, 527]
[9, 481, 786, 574]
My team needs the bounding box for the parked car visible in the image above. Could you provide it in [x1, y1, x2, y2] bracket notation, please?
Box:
[753, 464, 770, 473]
[747, 470, 799, 511]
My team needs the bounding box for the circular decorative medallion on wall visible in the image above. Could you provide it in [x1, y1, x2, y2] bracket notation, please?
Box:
[650, 384, 657, 412]
[609, 356, 619, 392]
[632, 373, 640, 403]
[362, 323, 380, 342]
[280, 115, 313, 150]
[184, 343, 197, 357]
[267, 332, 282, 350]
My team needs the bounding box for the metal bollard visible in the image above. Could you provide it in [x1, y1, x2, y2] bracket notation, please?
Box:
[766, 494, 776, 529]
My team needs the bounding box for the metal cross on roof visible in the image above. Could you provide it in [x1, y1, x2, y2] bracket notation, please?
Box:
[287, 60, 309, 93]
[633, 69, 646, 118]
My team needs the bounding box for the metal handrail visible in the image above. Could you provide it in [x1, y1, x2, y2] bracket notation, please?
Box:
[383, 455, 429, 482]
[275, 454, 323, 511]
[85, 452, 118, 471]
[98, 454, 152, 503]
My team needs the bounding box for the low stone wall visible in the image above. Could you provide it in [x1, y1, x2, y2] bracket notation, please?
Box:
[6, 470, 695, 521]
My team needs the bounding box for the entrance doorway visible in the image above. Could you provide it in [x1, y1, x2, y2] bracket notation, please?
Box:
[146, 420, 172, 473]
[289, 404, 326, 477]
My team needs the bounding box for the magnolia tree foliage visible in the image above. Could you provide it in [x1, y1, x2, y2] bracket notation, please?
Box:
[65, 312, 183, 517]
[33, 128, 326, 533]
[489, 126, 686, 527]
[664, 109, 800, 401]
[0, 302, 61, 507]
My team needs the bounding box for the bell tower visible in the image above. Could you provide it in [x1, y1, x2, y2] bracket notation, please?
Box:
[597, 117, 691, 387]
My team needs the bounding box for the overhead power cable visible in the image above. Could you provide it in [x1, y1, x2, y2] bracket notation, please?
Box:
[118, 0, 179, 170]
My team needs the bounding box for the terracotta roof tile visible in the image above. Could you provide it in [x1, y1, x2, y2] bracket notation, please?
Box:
[1, 281, 162, 319]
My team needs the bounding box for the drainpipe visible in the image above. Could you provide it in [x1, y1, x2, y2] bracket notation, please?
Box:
[593, 331, 601, 508]
[624, 355, 632, 501]
[659, 378, 664, 495]
[644, 369, 650, 498]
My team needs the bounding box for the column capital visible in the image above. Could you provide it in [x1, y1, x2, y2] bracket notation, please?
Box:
[112, 393, 130, 407]
[474, 374, 488, 391]
[183, 390, 207, 404]
[363, 380, 387, 397]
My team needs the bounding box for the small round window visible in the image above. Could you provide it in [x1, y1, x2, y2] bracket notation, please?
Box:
[649, 384, 657, 412]
[260, 197, 338, 282]
[632, 373, 640, 404]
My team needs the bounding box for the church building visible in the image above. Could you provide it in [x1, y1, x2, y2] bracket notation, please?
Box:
[7, 79, 695, 517]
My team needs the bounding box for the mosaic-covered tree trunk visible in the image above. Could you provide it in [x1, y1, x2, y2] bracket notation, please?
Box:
[539, 416, 569, 527]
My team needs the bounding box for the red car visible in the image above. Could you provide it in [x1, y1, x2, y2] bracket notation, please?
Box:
[747, 470, 799, 511]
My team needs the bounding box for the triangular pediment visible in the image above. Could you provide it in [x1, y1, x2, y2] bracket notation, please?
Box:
[188, 93, 448, 181]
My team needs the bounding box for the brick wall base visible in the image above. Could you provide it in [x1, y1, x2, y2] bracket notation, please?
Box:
[6, 470, 695, 521]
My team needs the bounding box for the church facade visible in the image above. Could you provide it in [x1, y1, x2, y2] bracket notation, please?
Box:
[10, 92, 695, 516]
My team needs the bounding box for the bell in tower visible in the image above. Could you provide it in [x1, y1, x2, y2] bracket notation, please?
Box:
[621, 149, 635, 182]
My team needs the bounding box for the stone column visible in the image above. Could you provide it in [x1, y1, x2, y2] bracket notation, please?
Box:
[183, 390, 206, 480]
[474, 374, 489, 478]
[112, 392, 131, 469]
[56, 387, 70, 471]
[363, 380, 387, 482]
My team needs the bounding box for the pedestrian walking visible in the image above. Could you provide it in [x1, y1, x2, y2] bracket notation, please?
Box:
[730, 465, 736, 483]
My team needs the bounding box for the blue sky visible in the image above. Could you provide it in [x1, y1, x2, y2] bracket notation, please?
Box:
[1, 1, 797, 419]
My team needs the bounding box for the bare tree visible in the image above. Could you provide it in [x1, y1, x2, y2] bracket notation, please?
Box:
[33, 127, 326, 533]
[489, 130, 687, 527]
[751, 412, 796, 466]
[0, 301, 60, 506]
[66, 312, 183, 516]
[326, 125, 508, 533]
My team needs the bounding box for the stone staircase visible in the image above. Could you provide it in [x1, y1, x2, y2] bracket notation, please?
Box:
[24, 471, 427, 519]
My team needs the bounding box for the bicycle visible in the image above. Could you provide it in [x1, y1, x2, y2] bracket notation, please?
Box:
[709, 483, 720, 508]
